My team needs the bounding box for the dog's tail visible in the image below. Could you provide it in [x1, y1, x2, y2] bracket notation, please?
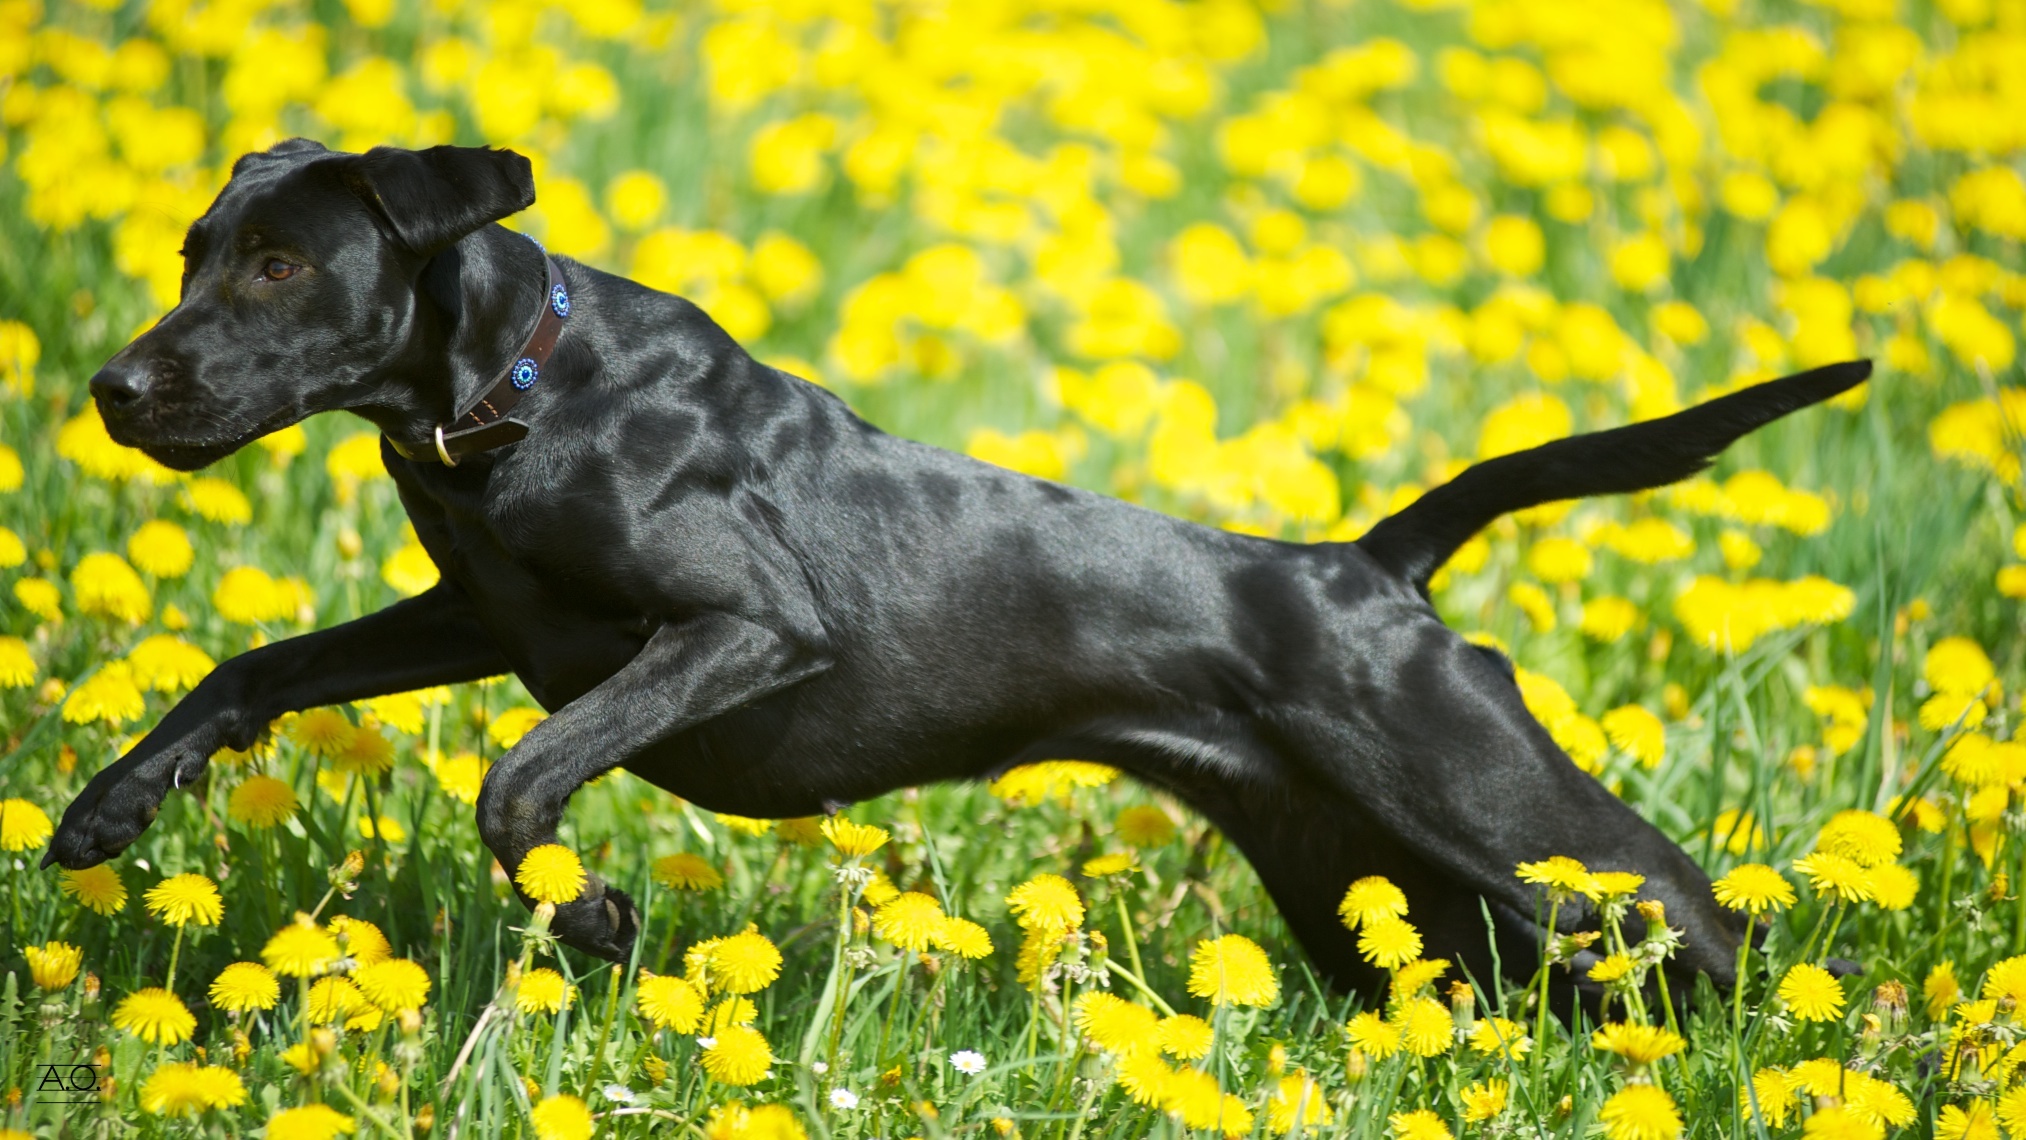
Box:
[1356, 359, 1872, 591]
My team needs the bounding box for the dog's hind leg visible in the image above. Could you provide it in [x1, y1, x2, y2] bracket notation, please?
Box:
[1155, 756, 1546, 1005]
[1265, 621, 1745, 998]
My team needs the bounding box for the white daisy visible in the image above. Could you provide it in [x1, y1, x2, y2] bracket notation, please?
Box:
[950, 1049, 987, 1075]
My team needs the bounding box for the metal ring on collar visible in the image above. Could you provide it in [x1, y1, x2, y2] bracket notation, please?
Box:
[434, 424, 459, 467]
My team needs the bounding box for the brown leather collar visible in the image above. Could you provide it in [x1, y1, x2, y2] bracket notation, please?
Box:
[388, 252, 570, 465]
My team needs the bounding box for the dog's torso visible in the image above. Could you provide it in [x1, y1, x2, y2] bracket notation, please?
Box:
[386, 261, 1430, 819]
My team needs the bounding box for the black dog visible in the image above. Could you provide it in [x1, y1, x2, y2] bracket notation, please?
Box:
[47, 140, 1868, 1000]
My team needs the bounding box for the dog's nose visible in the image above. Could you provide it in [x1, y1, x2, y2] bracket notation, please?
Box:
[89, 360, 151, 411]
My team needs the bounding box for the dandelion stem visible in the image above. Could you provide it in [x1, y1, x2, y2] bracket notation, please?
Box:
[162, 923, 184, 994]
[1101, 959, 1177, 1016]
[1113, 891, 1146, 985]
[584, 963, 624, 1098]
[821, 866, 863, 1068]
[1531, 897, 1561, 1093]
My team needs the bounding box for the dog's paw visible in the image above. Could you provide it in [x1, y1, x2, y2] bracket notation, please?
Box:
[43, 779, 163, 870]
[551, 883, 642, 963]
[42, 743, 209, 871]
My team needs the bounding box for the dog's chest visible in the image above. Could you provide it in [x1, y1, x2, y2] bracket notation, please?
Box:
[392, 460, 649, 708]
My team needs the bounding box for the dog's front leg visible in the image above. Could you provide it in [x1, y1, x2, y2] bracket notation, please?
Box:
[45, 583, 511, 870]
[474, 612, 830, 960]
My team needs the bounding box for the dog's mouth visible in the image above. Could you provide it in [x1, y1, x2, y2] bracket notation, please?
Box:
[101, 398, 304, 473]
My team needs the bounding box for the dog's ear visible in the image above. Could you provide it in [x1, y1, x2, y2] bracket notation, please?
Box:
[340, 145, 536, 260]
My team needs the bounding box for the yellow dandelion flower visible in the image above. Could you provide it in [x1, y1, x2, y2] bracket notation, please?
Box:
[356, 959, 430, 1013]
[515, 968, 574, 1014]
[1867, 863, 1919, 911]
[1358, 916, 1423, 970]
[306, 977, 378, 1028]
[331, 723, 393, 776]
[328, 916, 391, 967]
[1187, 933, 1280, 1007]
[1592, 871, 1646, 898]
[1816, 809, 1902, 868]
[62, 663, 145, 728]
[209, 962, 280, 1013]
[1927, 962, 1963, 1019]
[72, 552, 151, 624]
[1113, 1046, 1176, 1107]
[0, 637, 36, 688]
[431, 751, 487, 804]
[1926, 637, 1995, 697]
[1712, 864, 1796, 914]
[1590, 954, 1637, 984]
[1516, 855, 1600, 900]
[1391, 957, 1450, 998]
[1601, 705, 1665, 768]
[15, 577, 61, 623]
[1600, 1085, 1682, 1140]
[140, 1061, 247, 1116]
[934, 916, 994, 959]
[515, 844, 587, 904]
[1270, 1071, 1335, 1132]
[25, 941, 82, 990]
[288, 708, 356, 756]
[1794, 852, 1875, 903]
[651, 852, 724, 891]
[1082, 851, 1138, 877]
[1742, 1066, 1797, 1127]
[1592, 1022, 1686, 1066]
[126, 520, 193, 579]
[182, 477, 253, 524]
[530, 1094, 594, 1140]
[124, 634, 214, 693]
[1396, 995, 1452, 1057]
[227, 776, 299, 828]
[1779, 963, 1848, 1022]
[60, 864, 126, 915]
[1803, 1107, 1881, 1140]
[1527, 536, 1593, 583]
[1155, 1013, 1213, 1060]
[819, 816, 889, 858]
[1006, 873, 1084, 933]
[263, 918, 340, 978]
[1937, 1102, 1998, 1140]
[0, 797, 52, 851]
[1347, 1010, 1402, 1059]
[1462, 1078, 1509, 1122]
[1074, 991, 1160, 1055]
[144, 873, 223, 927]
[704, 926, 781, 994]
[263, 1104, 356, 1140]
[489, 706, 547, 749]
[701, 1024, 773, 1085]
[1389, 1108, 1453, 1140]
[873, 892, 946, 953]
[1338, 875, 1409, 930]
[1115, 804, 1176, 846]
[112, 987, 196, 1045]
[1468, 1016, 1532, 1059]
[862, 869, 899, 907]
[636, 972, 705, 1033]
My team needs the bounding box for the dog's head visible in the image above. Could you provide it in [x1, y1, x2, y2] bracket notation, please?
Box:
[90, 140, 535, 470]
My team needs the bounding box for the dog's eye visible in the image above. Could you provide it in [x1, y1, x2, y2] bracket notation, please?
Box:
[262, 259, 300, 281]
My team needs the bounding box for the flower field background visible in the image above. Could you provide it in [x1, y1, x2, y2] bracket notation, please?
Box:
[0, 0, 2024, 1136]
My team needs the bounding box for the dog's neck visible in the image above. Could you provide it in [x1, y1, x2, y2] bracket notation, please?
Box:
[368, 225, 554, 461]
